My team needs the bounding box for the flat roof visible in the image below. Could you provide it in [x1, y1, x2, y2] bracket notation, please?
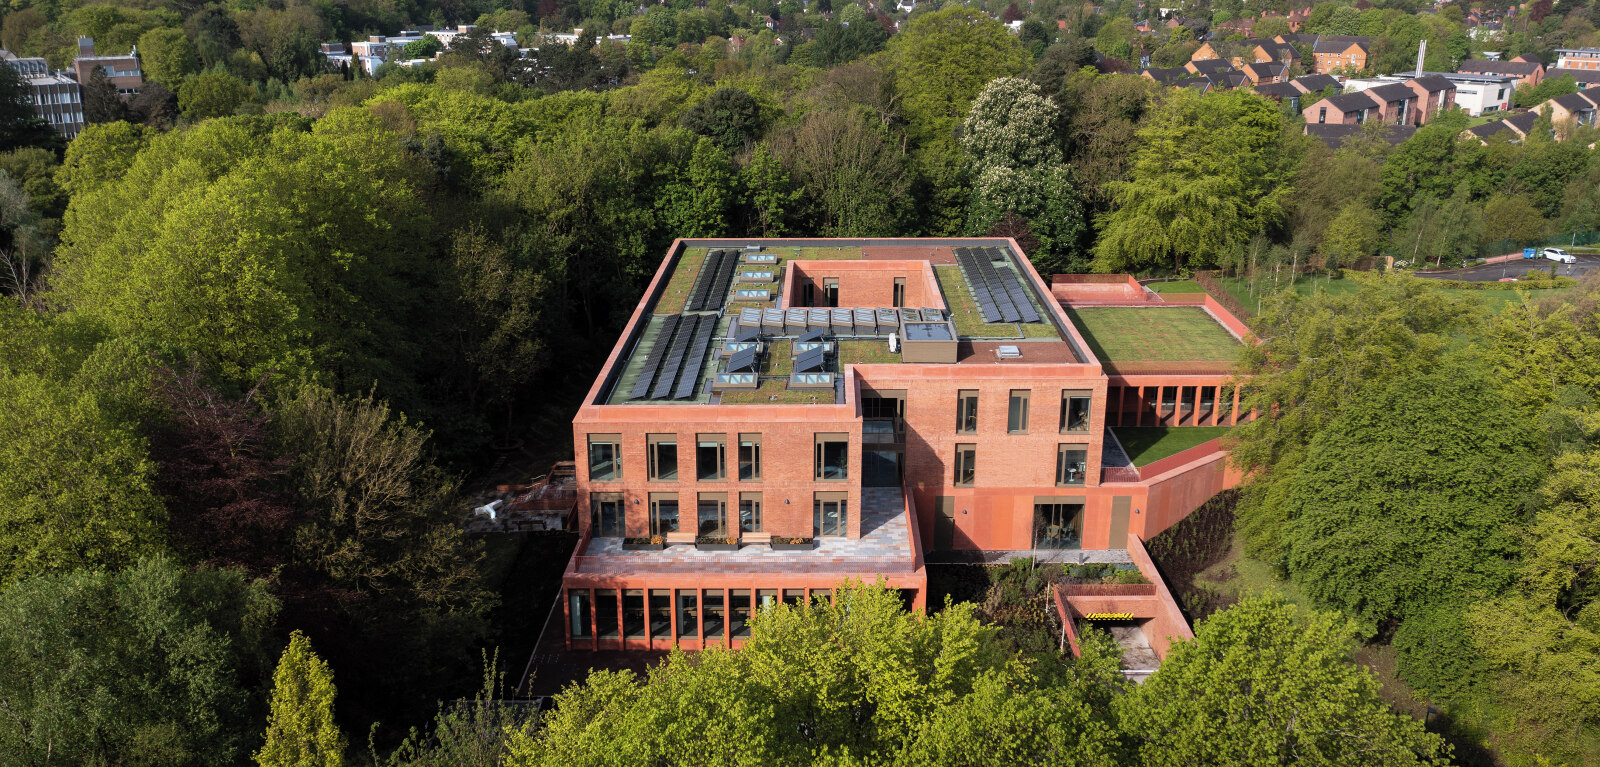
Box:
[1065, 306, 1242, 364]
[596, 240, 1080, 406]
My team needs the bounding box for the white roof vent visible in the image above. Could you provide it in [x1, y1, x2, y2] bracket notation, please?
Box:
[997, 345, 1022, 359]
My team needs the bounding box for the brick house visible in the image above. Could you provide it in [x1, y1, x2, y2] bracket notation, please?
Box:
[69, 37, 142, 100]
[1547, 91, 1598, 127]
[1304, 91, 1382, 125]
[1242, 61, 1290, 85]
[1312, 34, 1371, 73]
[1405, 74, 1457, 124]
[559, 239, 1251, 653]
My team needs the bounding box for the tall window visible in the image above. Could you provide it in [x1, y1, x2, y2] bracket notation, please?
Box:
[697, 493, 727, 536]
[1061, 391, 1091, 433]
[1056, 446, 1088, 486]
[624, 590, 646, 638]
[814, 492, 848, 537]
[696, 434, 725, 481]
[596, 589, 619, 639]
[815, 433, 849, 480]
[568, 590, 590, 638]
[738, 434, 762, 480]
[649, 590, 671, 638]
[591, 494, 624, 537]
[1034, 503, 1084, 549]
[823, 278, 839, 307]
[956, 390, 978, 433]
[893, 277, 906, 308]
[731, 590, 752, 638]
[954, 444, 976, 487]
[647, 435, 677, 481]
[649, 493, 679, 535]
[676, 590, 698, 638]
[739, 492, 763, 533]
[1008, 390, 1030, 433]
[704, 590, 725, 639]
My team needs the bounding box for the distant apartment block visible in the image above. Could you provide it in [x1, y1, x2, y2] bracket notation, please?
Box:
[1555, 48, 1600, 71]
[321, 25, 518, 75]
[70, 37, 142, 99]
[1457, 56, 1545, 88]
[1, 49, 84, 138]
[559, 238, 1250, 664]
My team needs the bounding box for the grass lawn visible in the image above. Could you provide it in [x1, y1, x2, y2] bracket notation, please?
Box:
[1149, 280, 1207, 293]
[1066, 307, 1241, 362]
[1217, 273, 1576, 316]
[838, 339, 902, 365]
[655, 247, 708, 314]
[1114, 426, 1231, 466]
[761, 340, 793, 376]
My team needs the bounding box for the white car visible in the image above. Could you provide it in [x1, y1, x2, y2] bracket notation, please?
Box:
[1544, 247, 1577, 264]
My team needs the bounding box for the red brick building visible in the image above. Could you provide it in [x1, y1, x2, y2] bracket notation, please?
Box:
[559, 240, 1249, 654]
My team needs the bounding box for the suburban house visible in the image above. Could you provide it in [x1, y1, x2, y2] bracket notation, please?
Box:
[1303, 90, 1385, 125]
[0, 49, 83, 137]
[1464, 110, 1543, 143]
[1312, 34, 1371, 73]
[1457, 56, 1545, 87]
[1304, 122, 1415, 148]
[69, 37, 141, 100]
[1546, 67, 1600, 85]
[558, 238, 1250, 667]
[1190, 38, 1299, 69]
[1241, 60, 1290, 85]
[1547, 90, 1599, 127]
[1290, 73, 1340, 93]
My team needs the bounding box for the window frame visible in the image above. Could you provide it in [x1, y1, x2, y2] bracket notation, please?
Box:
[649, 492, 680, 536]
[1055, 445, 1088, 487]
[697, 492, 728, 537]
[590, 493, 625, 538]
[1007, 389, 1031, 434]
[954, 443, 976, 487]
[696, 433, 726, 482]
[646, 434, 678, 482]
[814, 432, 849, 481]
[956, 390, 979, 434]
[1061, 390, 1092, 433]
[814, 491, 849, 537]
[737, 433, 762, 481]
[739, 491, 763, 533]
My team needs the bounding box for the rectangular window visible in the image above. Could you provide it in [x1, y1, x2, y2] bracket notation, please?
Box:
[783, 588, 805, 607]
[649, 590, 672, 638]
[823, 278, 839, 307]
[814, 492, 848, 537]
[649, 493, 679, 535]
[596, 589, 619, 638]
[676, 590, 698, 638]
[1056, 445, 1088, 486]
[704, 590, 725, 639]
[954, 444, 976, 487]
[731, 589, 752, 638]
[590, 494, 624, 537]
[1318, 106, 1326, 123]
[647, 434, 677, 481]
[697, 492, 728, 537]
[1061, 391, 1092, 432]
[738, 433, 762, 480]
[862, 391, 905, 420]
[1008, 389, 1030, 433]
[568, 590, 590, 637]
[812, 588, 832, 603]
[1161, 387, 1178, 412]
[696, 434, 725, 481]
[815, 433, 849, 480]
[624, 590, 646, 638]
[956, 390, 978, 433]
[1218, 386, 1235, 420]
[893, 277, 906, 308]
[739, 492, 763, 533]
[759, 588, 779, 611]
[583, 433, 619, 482]
[1034, 503, 1084, 549]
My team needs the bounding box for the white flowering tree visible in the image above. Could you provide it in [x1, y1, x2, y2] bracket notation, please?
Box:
[960, 78, 1087, 272]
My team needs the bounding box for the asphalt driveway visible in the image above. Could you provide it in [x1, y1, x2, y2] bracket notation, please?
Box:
[1416, 254, 1600, 282]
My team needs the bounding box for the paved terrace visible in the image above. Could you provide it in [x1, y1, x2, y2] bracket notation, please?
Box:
[573, 487, 919, 575]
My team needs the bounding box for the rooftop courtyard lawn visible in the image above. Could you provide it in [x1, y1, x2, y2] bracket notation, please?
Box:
[1066, 306, 1241, 363]
[655, 247, 709, 314]
[1114, 427, 1231, 466]
[1149, 280, 1207, 294]
[1215, 273, 1576, 316]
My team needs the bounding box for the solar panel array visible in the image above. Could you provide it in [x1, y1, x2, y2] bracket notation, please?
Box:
[629, 314, 718, 401]
[795, 347, 827, 373]
[953, 246, 1042, 324]
[687, 249, 742, 312]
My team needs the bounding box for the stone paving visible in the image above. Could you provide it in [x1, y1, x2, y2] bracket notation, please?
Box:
[577, 486, 917, 575]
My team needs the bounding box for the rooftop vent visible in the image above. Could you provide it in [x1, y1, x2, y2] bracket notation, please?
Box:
[997, 345, 1022, 359]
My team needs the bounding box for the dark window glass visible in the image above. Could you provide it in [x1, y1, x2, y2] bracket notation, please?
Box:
[815, 437, 848, 480]
[738, 436, 761, 480]
[698, 495, 727, 537]
[1063, 394, 1091, 432]
[596, 589, 619, 638]
[650, 496, 679, 535]
[814, 495, 848, 537]
[648, 438, 677, 481]
[731, 590, 752, 638]
[697, 437, 724, 481]
[649, 590, 671, 638]
[591, 496, 624, 537]
[1008, 390, 1030, 433]
[1033, 504, 1084, 549]
[957, 390, 978, 433]
[739, 494, 762, 533]
[704, 590, 725, 638]
[954, 444, 976, 487]
[568, 590, 590, 637]
[588, 437, 620, 481]
[624, 590, 646, 638]
[676, 590, 698, 638]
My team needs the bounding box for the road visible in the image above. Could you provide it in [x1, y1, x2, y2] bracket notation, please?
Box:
[1416, 254, 1600, 282]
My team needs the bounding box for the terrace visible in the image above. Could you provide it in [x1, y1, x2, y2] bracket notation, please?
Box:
[1064, 306, 1242, 367]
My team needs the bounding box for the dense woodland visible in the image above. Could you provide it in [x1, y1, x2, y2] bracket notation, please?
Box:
[4, 0, 1600, 763]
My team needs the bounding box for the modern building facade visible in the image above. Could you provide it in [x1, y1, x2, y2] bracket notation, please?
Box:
[0, 50, 84, 137]
[559, 239, 1248, 652]
[69, 37, 142, 99]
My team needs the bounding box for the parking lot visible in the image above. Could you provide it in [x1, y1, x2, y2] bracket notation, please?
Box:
[1417, 253, 1600, 282]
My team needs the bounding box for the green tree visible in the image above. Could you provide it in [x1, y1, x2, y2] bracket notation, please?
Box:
[775, 108, 912, 237]
[0, 60, 56, 151]
[678, 87, 766, 152]
[1317, 201, 1382, 269]
[657, 135, 736, 237]
[0, 556, 279, 765]
[1281, 357, 1542, 629]
[138, 26, 200, 88]
[506, 582, 1127, 765]
[258, 631, 346, 767]
[1487, 289, 1600, 410]
[1483, 192, 1547, 245]
[54, 121, 150, 198]
[1377, 122, 1485, 224]
[401, 36, 442, 59]
[0, 307, 165, 586]
[1230, 274, 1473, 564]
[179, 71, 253, 118]
[1120, 595, 1451, 766]
[739, 142, 797, 236]
[1388, 190, 1481, 268]
[1093, 89, 1292, 272]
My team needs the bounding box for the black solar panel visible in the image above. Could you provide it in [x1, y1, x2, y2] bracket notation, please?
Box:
[795, 348, 826, 372]
[725, 347, 757, 372]
[797, 328, 825, 343]
[629, 314, 682, 400]
[996, 271, 1040, 323]
[734, 324, 759, 342]
[674, 317, 719, 399]
[702, 249, 740, 313]
[652, 315, 700, 399]
[687, 251, 723, 311]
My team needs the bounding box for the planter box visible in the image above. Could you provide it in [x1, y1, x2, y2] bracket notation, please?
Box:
[622, 541, 665, 552]
[696, 542, 740, 552]
[770, 541, 815, 552]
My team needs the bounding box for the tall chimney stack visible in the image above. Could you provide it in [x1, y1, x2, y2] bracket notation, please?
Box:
[1416, 39, 1426, 77]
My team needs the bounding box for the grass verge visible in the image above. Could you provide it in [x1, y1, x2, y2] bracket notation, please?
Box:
[1113, 426, 1231, 466]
